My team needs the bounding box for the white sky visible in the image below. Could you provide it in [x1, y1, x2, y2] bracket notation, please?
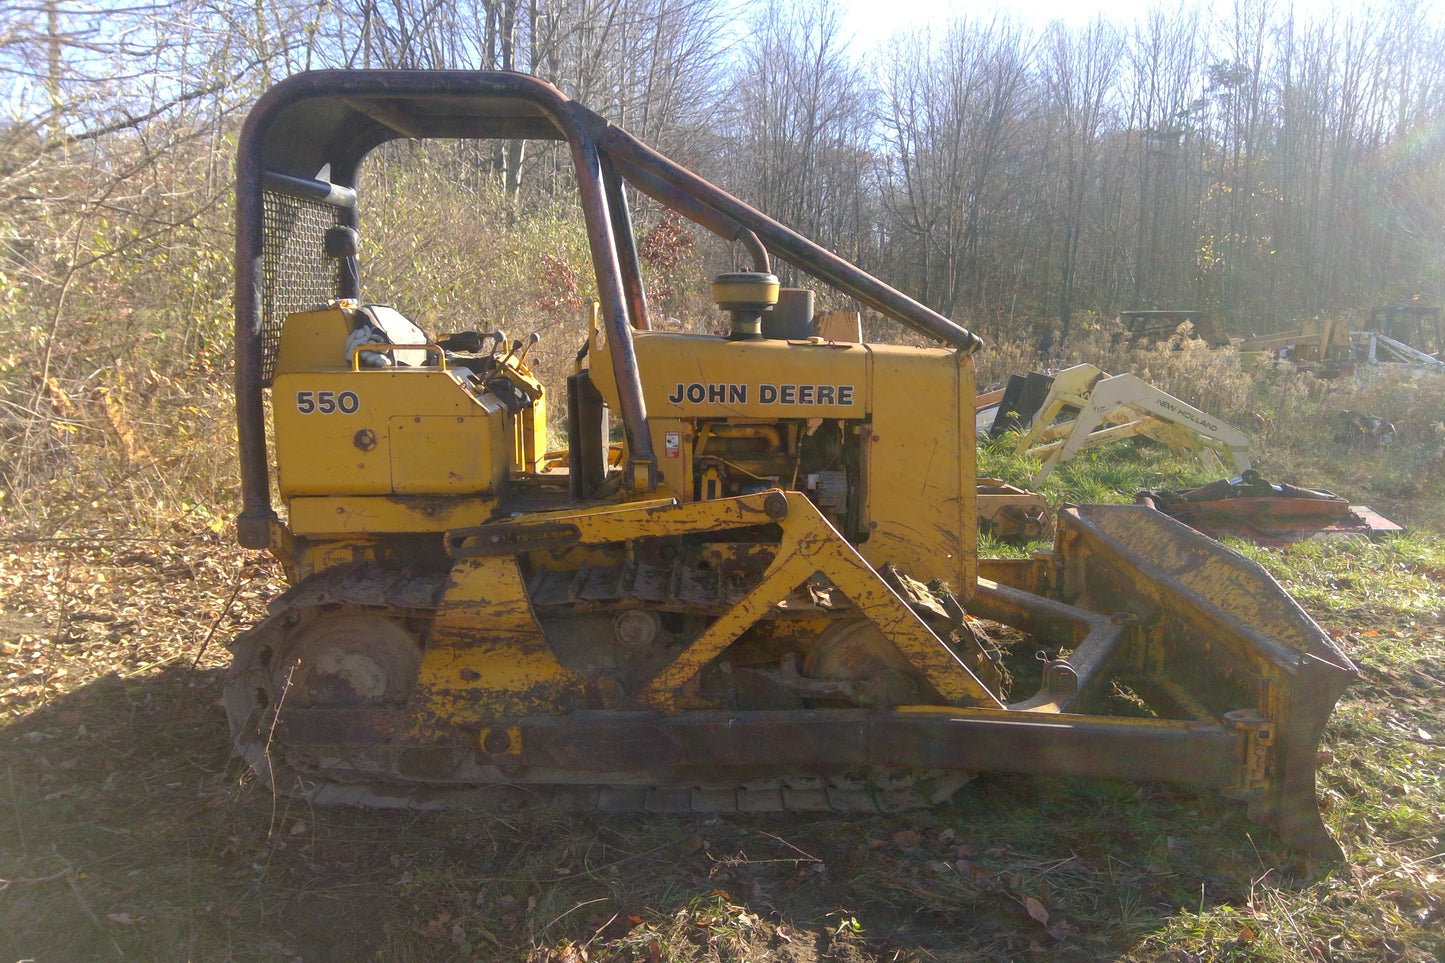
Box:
[835, 0, 1444, 38]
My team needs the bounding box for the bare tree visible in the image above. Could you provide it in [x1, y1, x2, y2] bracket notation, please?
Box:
[878, 17, 1033, 319]
[0, 0, 281, 527]
[1039, 16, 1123, 352]
[1123, 6, 1206, 309]
[724, 0, 873, 269]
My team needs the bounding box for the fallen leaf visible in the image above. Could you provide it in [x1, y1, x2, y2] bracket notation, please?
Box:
[892, 829, 921, 850]
[557, 942, 589, 963]
[955, 858, 988, 883]
[1047, 919, 1077, 941]
[1418, 728, 1433, 742]
[288, 819, 307, 836]
[1025, 897, 1049, 926]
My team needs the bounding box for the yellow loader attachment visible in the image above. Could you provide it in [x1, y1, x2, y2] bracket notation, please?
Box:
[1004, 363, 1253, 485]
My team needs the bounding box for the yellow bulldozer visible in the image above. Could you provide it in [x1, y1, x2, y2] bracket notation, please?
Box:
[228, 71, 1354, 854]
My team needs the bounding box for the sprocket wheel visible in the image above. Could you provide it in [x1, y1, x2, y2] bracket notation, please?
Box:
[274, 611, 422, 708]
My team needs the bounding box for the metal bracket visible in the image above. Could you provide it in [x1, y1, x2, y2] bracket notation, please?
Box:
[446, 521, 582, 558]
[1224, 708, 1275, 792]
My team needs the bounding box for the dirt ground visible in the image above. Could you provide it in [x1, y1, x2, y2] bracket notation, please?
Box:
[0, 533, 1439, 962]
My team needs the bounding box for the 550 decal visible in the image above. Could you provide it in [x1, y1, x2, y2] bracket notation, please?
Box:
[295, 389, 360, 414]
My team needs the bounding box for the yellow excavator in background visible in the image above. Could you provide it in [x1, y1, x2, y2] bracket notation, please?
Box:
[228, 71, 1353, 854]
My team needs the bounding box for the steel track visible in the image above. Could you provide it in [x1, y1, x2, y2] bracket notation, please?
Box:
[224, 564, 971, 815]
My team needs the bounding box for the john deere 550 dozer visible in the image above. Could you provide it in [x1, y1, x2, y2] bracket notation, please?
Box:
[229, 71, 1354, 854]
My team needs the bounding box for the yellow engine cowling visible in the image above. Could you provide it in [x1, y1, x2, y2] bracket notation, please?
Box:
[587, 323, 977, 594]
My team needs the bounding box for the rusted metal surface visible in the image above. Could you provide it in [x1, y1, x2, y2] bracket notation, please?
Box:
[1138, 470, 1403, 544]
[598, 154, 651, 332]
[975, 479, 1052, 542]
[238, 702, 1243, 813]
[605, 151, 771, 274]
[446, 521, 582, 557]
[1047, 503, 1356, 854]
[968, 578, 1126, 713]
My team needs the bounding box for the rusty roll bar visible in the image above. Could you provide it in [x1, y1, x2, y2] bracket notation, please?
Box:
[599, 126, 983, 354]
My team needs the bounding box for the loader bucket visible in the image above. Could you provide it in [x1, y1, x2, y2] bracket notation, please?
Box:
[977, 503, 1355, 856]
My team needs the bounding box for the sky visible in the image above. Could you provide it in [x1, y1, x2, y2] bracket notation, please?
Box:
[834, 0, 1442, 37]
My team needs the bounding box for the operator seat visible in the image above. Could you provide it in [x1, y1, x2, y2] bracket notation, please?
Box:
[346, 303, 431, 368]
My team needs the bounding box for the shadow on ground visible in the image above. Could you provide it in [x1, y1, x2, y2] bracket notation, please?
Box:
[0, 665, 1306, 962]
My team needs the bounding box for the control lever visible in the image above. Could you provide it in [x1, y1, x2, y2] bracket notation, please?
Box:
[500, 331, 540, 368]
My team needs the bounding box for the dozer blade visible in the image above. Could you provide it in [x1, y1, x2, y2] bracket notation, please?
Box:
[976, 503, 1356, 856]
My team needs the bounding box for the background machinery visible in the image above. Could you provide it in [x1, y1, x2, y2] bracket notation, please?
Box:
[982, 364, 1253, 485]
[1368, 304, 1442, 359]
[1115, 309, 1228, 348]
[1234, 317, 1353, 367]
[229, 71, 1354, 853]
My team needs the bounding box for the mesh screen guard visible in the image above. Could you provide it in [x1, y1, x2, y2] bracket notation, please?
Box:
[260, 191, 345, 384]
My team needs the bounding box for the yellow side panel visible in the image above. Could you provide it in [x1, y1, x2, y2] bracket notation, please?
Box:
[287, 495, 498, 534]
[390, 415, 502, 493]
[274, 372, 393, 494]
[591, 330, 869, 419]
[862, 344, 974, 591]
[273, 369, 506, 496]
